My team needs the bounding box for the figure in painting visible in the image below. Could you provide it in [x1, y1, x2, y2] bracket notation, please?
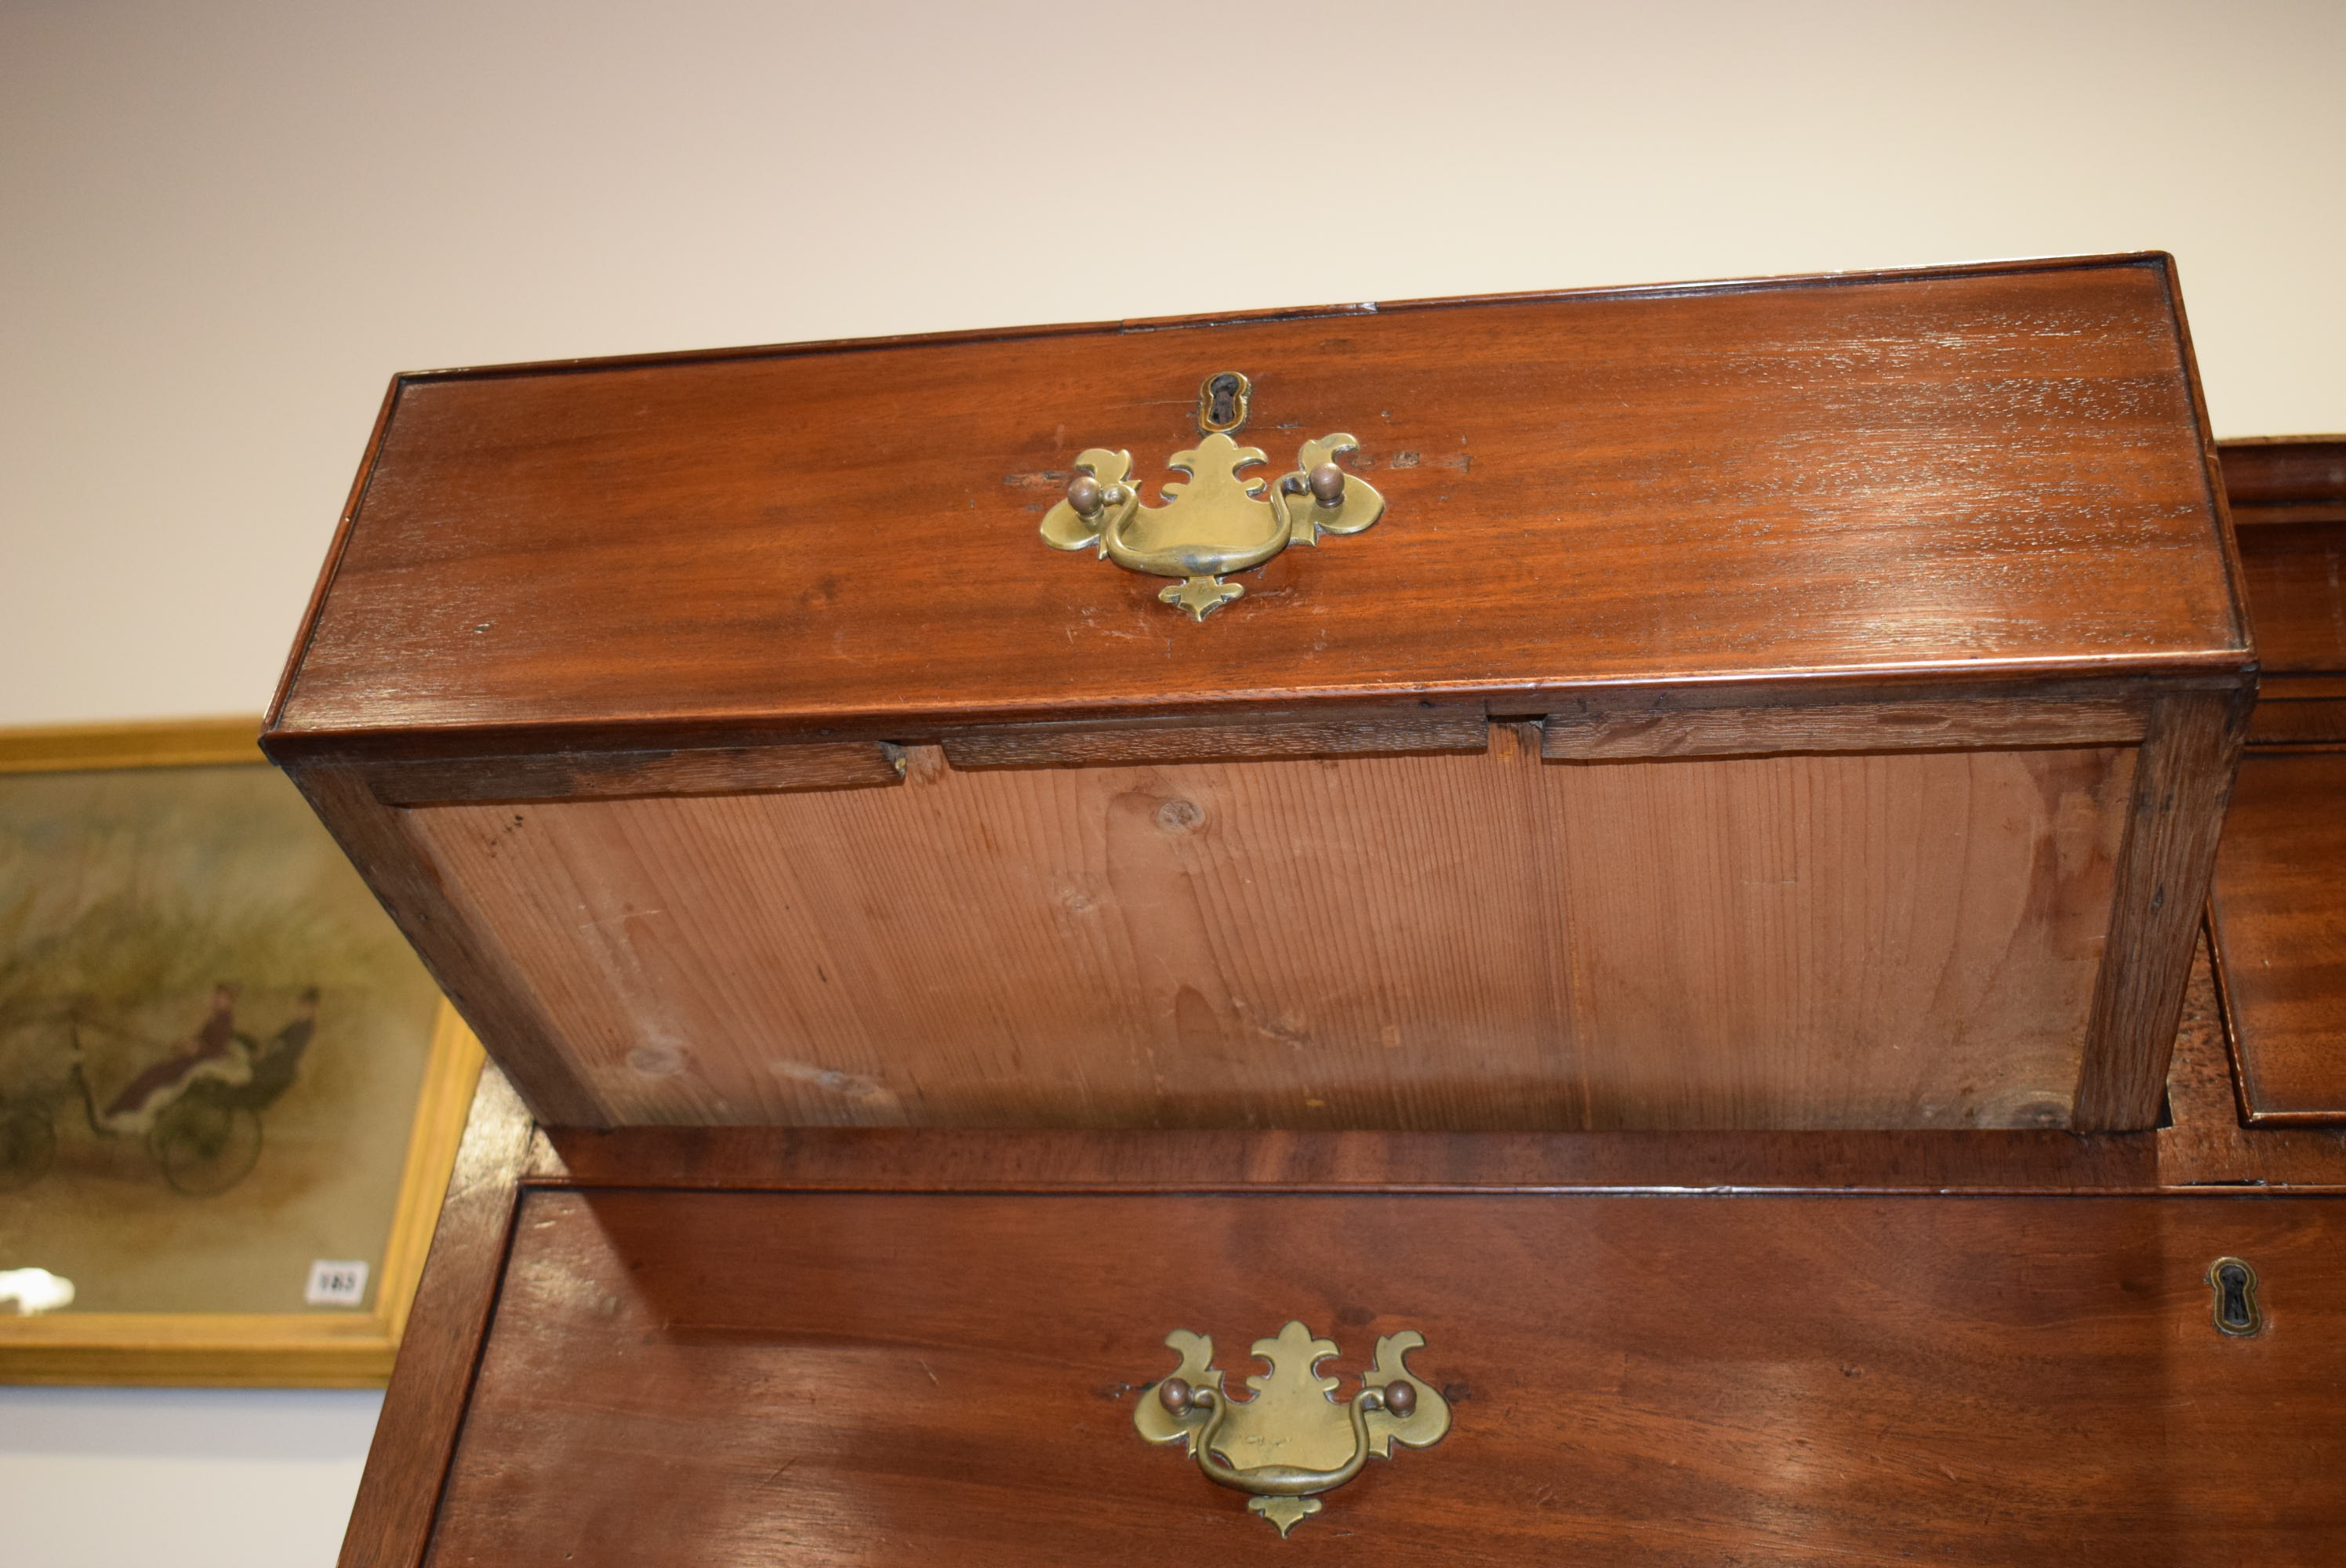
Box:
[97, 984, 249, 1134]
[0, 987, 322, 1196]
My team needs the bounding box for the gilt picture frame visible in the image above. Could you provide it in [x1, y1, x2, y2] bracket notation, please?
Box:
[0, 718, 481, 1385]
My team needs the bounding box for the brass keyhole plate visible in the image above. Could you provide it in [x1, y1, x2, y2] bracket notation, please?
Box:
[2209, 1256, 2263, 1337]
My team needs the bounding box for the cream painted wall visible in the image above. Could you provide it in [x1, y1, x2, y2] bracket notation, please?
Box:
[0, 1388, 376, 1568]
[2, 0, 2341, 1562]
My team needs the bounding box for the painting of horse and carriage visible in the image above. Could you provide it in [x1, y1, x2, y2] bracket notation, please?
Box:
[0, 728, 460, 1346]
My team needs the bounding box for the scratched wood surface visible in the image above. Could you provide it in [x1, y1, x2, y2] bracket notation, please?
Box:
[399, 728, 2130, 1131]
[419, 1187, 2346, 1567]
[269, 256, 2244, 754]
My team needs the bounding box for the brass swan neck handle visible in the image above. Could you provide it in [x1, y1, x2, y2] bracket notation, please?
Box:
[1039, 372, 1387, 621]
[1171, 1376, 1394, 1497]
[1132, 1322, 1450, 1537]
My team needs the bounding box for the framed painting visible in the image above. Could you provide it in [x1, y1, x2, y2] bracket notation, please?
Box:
[0, 718, 481, 1385]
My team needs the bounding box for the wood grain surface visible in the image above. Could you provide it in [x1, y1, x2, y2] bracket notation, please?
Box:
[2210, 750, 2346, 1123]
[268, 256, 2246, 756]
[420, 1186, 2346, 1566]
[398, 728, 2129, 1131]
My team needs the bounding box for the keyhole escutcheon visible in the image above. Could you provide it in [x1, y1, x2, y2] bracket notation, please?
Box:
[2208, 1256, 2263, 1338]
[1198, 371, 1251, 434]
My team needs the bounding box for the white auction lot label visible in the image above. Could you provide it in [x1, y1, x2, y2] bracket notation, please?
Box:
[304, 1259, 369, 1306]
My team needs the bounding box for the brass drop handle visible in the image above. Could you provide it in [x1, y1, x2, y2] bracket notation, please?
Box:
[1160, 1373, 1417, 1497]
[1040, 372, 1386, 621]
[1134, 1322, 1450, 1537]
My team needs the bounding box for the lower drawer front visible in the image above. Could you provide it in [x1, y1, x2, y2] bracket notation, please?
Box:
[429, 1192, 2344, 1565]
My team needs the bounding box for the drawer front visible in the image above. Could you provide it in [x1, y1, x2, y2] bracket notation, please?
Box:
[427, 1190, 2345, 1564]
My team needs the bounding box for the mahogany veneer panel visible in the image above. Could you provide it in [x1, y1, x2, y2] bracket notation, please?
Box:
[274, 257, 2242, 751]
[423, 1189, 2346, 1566]
[2211, 750, 2346, 1123]
[400, 732, 2130, 1131]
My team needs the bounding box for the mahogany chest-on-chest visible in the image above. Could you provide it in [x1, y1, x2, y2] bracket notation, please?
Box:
[270, 257, 2346, 1565]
